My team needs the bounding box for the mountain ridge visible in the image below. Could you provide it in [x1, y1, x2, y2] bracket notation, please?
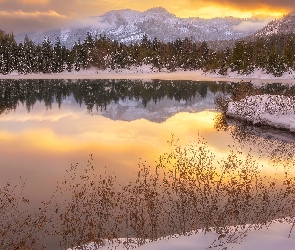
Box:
[15, 7, 273, 48]
[254, 13, 295, 38]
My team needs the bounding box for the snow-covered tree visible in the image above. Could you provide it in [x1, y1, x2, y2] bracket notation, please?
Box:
[0, 32, 17, 74]
[40, 38, 54, 73]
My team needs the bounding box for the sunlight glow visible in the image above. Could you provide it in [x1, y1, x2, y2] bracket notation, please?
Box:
[1, 108, 294, 187]
[20, 0, 49, 4]
[174, 6, 286, 19]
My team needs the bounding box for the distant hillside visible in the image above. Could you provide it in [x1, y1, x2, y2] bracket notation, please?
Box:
[15, 7, 271, 48]
[220, 13, 295, 50]
[254, 13, 295, 38]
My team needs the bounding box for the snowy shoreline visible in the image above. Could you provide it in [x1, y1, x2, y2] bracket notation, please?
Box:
[227, 94, 295, 132]
[69, 219, 295, 250]
[1, 67, 295, 84]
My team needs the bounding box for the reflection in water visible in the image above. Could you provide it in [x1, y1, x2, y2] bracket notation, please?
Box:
[1, 79, 295, 249]
[0, 79, 228, 214]
[214, 111, 295, 169]
[0, 79, 228, 115]
[214, 113, 228, 132]
[214, 80, 295, 165]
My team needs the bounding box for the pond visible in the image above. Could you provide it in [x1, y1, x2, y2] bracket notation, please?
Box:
[1, 79, 295, 249]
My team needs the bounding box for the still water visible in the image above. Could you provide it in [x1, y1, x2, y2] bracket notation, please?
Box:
[1, 79, 295, 248]
[0, 80, 223, 201]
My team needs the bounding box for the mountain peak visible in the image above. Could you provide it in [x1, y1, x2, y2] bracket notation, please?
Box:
[102, 8, 140, 17]
[143, 7, 176, 18]
[145, 7, 169, 14]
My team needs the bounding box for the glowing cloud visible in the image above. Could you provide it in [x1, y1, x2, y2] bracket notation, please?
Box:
[0, 10, 72, 33]
[0, 10, 68, 18]
[187, 0, 292, 18]
[19, 0, 49, 4]
[0, 0, 292, 33]
[180, 3, 286, 19]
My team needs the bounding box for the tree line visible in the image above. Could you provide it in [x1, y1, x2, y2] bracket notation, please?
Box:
[1, 29, 295, 76]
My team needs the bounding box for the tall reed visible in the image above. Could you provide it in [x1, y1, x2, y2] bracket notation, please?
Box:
[1, 136, 295, 249]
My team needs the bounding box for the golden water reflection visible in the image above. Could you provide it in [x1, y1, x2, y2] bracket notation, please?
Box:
[0, 103, 294, 205]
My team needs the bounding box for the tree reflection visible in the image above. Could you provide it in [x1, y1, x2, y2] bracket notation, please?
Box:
[214, 81, 295, 163]
[0, 79, 229, 114]
[214, 113, 295, 163]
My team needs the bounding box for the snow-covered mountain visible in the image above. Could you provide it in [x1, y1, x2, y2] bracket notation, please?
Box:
[100, 91, 216, 123]
[254, 13, 295, 38]
[15, 7, 271, 47]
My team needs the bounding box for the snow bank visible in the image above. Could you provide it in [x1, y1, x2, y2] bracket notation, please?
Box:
[205, 68, 295, 80]
[1, 67, 295, 84]
[227, 94, 295, 132]
[69, 220, 295, 250]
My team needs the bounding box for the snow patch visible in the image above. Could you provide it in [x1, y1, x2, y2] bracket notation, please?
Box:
[2, 66, 295, 84]
[227, 94, 295, 131]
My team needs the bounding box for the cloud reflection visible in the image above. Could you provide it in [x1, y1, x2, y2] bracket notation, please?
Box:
[1, 109, 222, 204]
[0, 103, 293, 207]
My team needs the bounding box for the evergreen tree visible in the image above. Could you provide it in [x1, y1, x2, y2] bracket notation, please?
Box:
[267, 47, 285, 77]
[91, 35, 112, 69]
[281, 35, 295, 70]
[82, 32, 95, 69]
[140, 34, 153, 65]
[198, 41, 209, 69]
[22, 35, 38, 74]
[17, 43, 26, 74]
[253, 37, 268, 70]
[229, 41, 254, 75]
[53, 37, 64, 73]
[72, 40, 82, 71]
[0, 32, 17, 74]
[40, 38, 54, 73]
[65, 49, 74, 72]
[218, 47, 231, 75]
[181, 37, 194, 70]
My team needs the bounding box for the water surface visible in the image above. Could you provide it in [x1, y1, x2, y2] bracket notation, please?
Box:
[1, 79, 295, 248]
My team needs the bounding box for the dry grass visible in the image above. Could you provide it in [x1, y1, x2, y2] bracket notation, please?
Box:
[1, 135, 295, 249]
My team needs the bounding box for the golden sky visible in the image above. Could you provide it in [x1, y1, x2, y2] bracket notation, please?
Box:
[0, 0, 293, 33]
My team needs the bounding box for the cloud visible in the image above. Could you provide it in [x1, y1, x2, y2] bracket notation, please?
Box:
[0, 0, 78, 14]
[19, 0, 49, 4]
[0, 9, 115, 33]
[0, 0, 293, 33]
[0, 0, 116, 32]
[190, 0, 295, 12]
[0, 10, 72, 33]
[0, 10, 68, 18]
[69, 16, 115, 30]
[233, 19, 272, 32]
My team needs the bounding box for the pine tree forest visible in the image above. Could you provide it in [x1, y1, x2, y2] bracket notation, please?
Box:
[1, 29, 295, 77]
